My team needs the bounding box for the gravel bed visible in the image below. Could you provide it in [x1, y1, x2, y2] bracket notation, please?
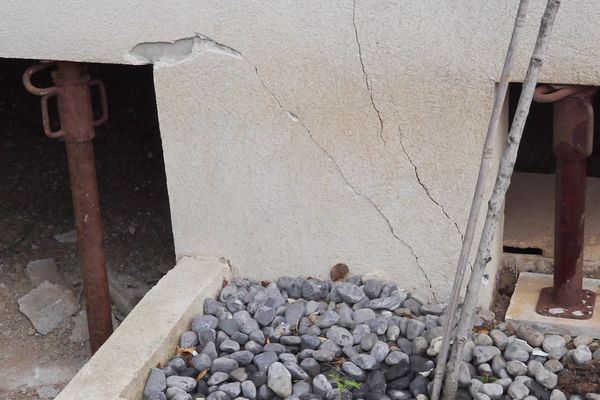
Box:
[142, 274, 600, 400]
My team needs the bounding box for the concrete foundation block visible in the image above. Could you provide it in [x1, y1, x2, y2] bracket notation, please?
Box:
[55, 256, 230, 400]
[506, 272, 600, 338]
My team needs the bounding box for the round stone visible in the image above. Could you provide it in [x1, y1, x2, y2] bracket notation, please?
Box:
[267, 362, 292, 398]
[326, 326, 353, 347]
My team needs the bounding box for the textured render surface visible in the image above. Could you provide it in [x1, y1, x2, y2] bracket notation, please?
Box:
[506, 272, 600, 338]
[3, 1, 600, 302]
[54, 257, 230, 400]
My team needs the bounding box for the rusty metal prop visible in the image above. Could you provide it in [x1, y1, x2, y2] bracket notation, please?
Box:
[23, 61, 112, 352]
[533, 84, 597, 319]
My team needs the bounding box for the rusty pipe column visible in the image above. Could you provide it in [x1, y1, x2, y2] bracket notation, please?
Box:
[534, 85, 597, 317]
[23, 62, 112, 352]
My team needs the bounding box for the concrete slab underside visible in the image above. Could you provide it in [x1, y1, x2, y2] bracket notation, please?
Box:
[504, 172, 600, 262]
[55, 256, 230, 400]
[506, 272, 600, 338]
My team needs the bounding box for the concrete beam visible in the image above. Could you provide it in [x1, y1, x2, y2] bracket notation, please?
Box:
[55, 256, 230, 400]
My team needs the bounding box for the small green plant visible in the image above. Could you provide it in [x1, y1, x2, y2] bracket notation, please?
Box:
[479, 374, 497, 384]
[327, 372, 361, 392]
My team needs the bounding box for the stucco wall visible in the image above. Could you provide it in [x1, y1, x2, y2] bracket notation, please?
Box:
[3, 1, 600, 303]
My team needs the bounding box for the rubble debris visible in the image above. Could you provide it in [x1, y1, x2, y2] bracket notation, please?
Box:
[18, 281, 79, 335]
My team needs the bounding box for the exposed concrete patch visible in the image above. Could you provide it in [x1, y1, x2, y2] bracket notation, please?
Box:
[55, 256, 230, 400]
[127, 34, 241, 67]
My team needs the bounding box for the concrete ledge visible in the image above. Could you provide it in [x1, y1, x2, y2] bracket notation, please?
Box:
[55, 256, 230, 400]
[506, 272, 600, 338]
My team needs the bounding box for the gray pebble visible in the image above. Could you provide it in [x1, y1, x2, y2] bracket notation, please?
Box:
[368, 317, 388, 335]
[385, 351, 408, 366]
[255, 306, 276, 327]
[301, 334, 321, 350]
[550, 389, 567, 400]
[386, 325, 400, 342]
[361, 333, 378, 352]
[253, 351, 278, 372]
[229, 350, 255, 366]
[506, 360, 528, 376]
[505, 343, 530, 362]
[245, 341, 264, 354]
[230, 368, 249, 382]
[412, 337, 428, 355]
[292, 381, 312, 396]
[326, 326, 353, 347]
[353, 308, 376, 323]
[371, 341, 390, 362]
[573, 335, 593, 347]
[213, 357, 240, 373]
[517, 325, 544, 348]
[144, 368, 167, 399]
[508, 381, 530, 400]
[166, 376, 197, 392]
[278, 353, 297, 363]
[221, 339, 241, 353]
[284, 361, 310, 380]
[301, 279, 329, 301]
[220, 382, 242, 398]
[481, 383, 503, 399]
[191, 353, 212, 371]
[179, 331, 199, 348]
[208, 372, 230, 386]
[473, 333, 493, 346]
[312, 374, 333, 396]
[166, 387, 188, 399]
[405, 319, 425, 340]
[207, 391, 231, 400]
[192, 314, 219, 334]
[544, 359, 563, 373]
[489, 329, 509, 350]
[242, 381, 257, 399]
[313, 350, 335, 362]
[571, 345, 592, 365]
[352, 354, 377, 370]
[472, 346, 501, 365]
[199, 329, 217, 346]
[337, 283, 366, 303]
[285, 302, 306, 327]
[249, 330, 266, 345]
[342, 361, 366, 381]
[367, 296, 405, 311]
[300, 357, 321, 377]
[315, 311, 339, 328]
[267, 362, 292, 398]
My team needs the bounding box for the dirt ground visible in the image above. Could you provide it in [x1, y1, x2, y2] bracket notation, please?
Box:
[0, 59, 175, 399]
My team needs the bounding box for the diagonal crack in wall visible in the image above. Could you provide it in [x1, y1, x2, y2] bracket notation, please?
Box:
[398, 127, 464, 241]
[352, 0, 385, 145]
[255, 67, 437, 301]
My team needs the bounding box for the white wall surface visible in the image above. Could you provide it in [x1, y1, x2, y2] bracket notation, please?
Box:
[3, 1, 600, 302]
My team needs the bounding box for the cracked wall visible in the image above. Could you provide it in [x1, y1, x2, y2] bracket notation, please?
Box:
[4, 1, 600, 302]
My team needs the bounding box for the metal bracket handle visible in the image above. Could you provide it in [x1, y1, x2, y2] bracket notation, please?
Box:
[89, 79, 108, 127]
[22, 62, 58, 96]
[23, 63, 109, 139]
[40, 92, 65, 139]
